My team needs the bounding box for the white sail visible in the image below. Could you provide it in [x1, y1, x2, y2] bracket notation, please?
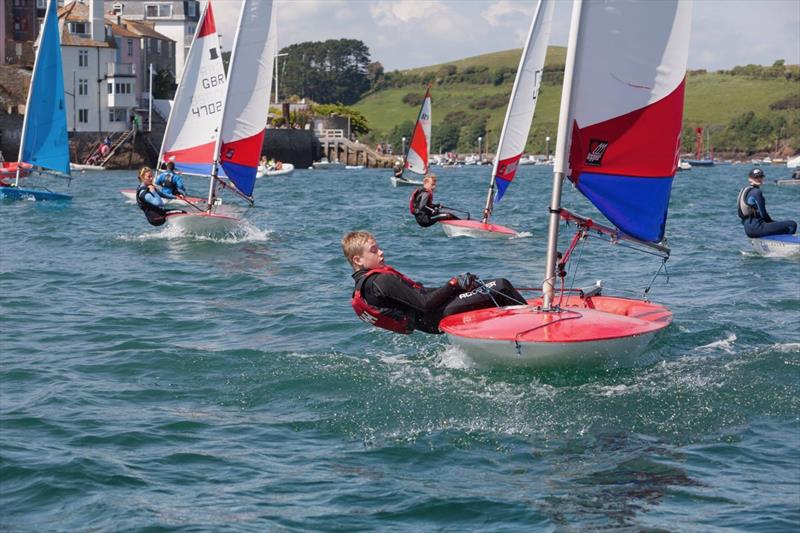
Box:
[489, 0, 554, 206]
[160, 0, 226, 176]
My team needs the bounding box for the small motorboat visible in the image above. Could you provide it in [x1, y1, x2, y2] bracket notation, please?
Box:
[256, 162, 294, 177]
[312, 158, 343, 170]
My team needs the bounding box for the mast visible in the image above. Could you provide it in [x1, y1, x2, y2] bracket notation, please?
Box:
[16, 0, 54, 186]
[481, 0, 547, 224]
[206, 0, 248, 210]
[543, 0, 583, 310]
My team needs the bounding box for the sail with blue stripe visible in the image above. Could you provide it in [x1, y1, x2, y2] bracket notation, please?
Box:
[562, 0, 692, 243]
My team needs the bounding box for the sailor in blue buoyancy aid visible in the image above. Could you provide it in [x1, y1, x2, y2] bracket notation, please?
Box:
[409, 174, 460, 227]
[155, 161, 187, 198]
[343, 231, 525, 334]
[136, 166, 184, 226]
[737, 168, 797, 238]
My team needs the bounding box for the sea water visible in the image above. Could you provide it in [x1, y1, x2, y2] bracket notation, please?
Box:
[1, 165, 798, 531]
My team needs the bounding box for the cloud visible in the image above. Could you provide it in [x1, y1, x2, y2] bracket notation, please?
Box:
[482, 0, 532, 27]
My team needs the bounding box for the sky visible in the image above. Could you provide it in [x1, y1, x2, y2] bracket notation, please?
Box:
[209, 0, 799, 72]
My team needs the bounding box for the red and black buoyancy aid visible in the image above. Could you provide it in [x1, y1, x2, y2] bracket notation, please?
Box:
[351, 266, 422, 334]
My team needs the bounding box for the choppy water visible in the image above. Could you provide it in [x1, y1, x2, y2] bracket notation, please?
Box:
[1, 165, 798, 531]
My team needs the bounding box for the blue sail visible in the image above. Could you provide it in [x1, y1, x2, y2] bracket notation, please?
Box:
[21, 0, 70, 176]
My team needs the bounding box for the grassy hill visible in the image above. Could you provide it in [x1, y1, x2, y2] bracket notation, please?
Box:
[353, 47, 799, 156]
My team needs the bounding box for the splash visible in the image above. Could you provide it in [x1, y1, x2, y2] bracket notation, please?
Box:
[116, 218, 272, 243]
[696, 332, 737, 354]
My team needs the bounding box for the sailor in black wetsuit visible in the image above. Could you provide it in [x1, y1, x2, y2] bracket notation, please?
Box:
[343, 230, 525, 334]
[409, 174, 460, 227]
[135, 166, 184, 226]
[737, 167, 797, 238]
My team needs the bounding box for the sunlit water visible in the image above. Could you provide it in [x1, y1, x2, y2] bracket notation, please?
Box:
[1, 165, 798, 531]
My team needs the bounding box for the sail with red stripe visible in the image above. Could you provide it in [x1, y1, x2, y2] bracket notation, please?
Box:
[491, 0, 553, 204]
[159, 0, 226, 176]
[217, 0, 276, 197]
[561, 0, 692, 243]
[404, 87, 432, 175]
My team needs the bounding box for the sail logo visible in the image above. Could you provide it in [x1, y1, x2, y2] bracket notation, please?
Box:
[421, 113, 429, 121]
[585, 139, 609, 166]
[358, 312, 378, 325]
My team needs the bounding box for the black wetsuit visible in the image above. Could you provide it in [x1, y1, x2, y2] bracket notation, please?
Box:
[352, 268, 524, 334]
[411, 188, 459, 228]
[738, 185, 797, 238]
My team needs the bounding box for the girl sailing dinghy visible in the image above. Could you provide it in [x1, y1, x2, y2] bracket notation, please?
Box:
[440, 0, 553, 239]
[441, 0, 692, 367]
[391, 87, 430, 188]
[158, 0, 275, 235]
[0, 0, 71, 202]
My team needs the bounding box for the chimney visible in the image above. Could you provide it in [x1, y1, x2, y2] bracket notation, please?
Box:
[90, 0, 104, 42]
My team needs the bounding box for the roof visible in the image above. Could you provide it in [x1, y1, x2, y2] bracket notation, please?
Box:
[58, 1, 115, 48]
[117, 19, 174, 42]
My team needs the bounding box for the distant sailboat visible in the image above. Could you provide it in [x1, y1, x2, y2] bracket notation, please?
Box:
[441, 0, 692, 366]
[391, 87, 430, 187]
[439, 0, 554, 238]
[685, 126, 714, 166]
[0, 0, 71, 201]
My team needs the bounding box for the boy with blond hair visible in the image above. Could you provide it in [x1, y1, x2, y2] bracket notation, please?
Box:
[409, 174, 461, 227]
[343, 231, 524, 334]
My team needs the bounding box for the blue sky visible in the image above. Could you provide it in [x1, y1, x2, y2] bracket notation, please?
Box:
[212, 0, 799, 71]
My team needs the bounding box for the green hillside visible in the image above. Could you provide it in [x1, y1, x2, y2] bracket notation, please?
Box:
[353, 47, 799, 156]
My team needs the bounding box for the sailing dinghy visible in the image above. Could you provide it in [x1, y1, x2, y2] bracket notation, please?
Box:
[391, 87, 430, 187]
[748, 235, 800, 257]
[441, 0, 692, 367]
[0, 0, 71, 202]
[154, 0, 275, 235]
[440, 0, 553, 239]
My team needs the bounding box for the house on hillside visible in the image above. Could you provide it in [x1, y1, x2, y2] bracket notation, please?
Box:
[104, 0, 199, 84]
[3, 0, 47, 66]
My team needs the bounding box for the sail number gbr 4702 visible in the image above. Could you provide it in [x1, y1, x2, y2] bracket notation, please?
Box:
[192, 73, 225, 118]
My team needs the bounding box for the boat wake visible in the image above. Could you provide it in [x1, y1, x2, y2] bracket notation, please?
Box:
[695, 332, 737, 354]
[117, 219, 272, 243]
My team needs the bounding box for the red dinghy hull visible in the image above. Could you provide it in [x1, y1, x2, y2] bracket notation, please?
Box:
[440, 294, 672, 367]
[439, 219, 520, 239]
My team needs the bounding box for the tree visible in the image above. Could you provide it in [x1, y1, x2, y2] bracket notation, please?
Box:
[279, 39, 372, 104]
[152, 69, 176, 99]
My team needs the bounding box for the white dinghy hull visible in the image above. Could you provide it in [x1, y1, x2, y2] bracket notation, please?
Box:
[749, 235, 800, 257]
[164, 212, 243, 236]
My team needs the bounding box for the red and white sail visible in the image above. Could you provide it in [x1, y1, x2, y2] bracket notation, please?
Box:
[490, 0, 554, 204]
[404, 87, 432, 175]
[216, 0, 276, 198]
[160, 0, 226, 176]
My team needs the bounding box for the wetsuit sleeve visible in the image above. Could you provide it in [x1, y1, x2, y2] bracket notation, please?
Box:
[419, 192, 436, 215]
[174, 175, 186, 194]
[144, 190, 165, 207]
[748, 188, 772, 222]
[370, 274, 461, 314]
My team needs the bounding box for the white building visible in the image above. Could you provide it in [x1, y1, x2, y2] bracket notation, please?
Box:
[105, 0, 199, 84]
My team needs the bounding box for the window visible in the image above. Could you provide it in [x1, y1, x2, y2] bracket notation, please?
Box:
[78, 50, 88, 67]
[127, 39, 133, 56]
[108, 109, 127, 122]
[113, 83, 132, 95]
[156, 40, 161, 53]
[145, 4, 172, 18]
[78, 109, 89, 123]
[188, 2, 197, 17]
[107, 82, 112, 94]
[69, 22, 87, 35]
[13, 0, 25, 7]
[37, 0, 46, 8]
[186, 24, 196, 36]
[112, 2, 123, 15]
[79, 79, 88, 96]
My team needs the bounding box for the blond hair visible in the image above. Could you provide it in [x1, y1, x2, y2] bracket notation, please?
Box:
[138, 166, 153, 182]
[342, 230, 375, 268]
[423, 174, 437, 185]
